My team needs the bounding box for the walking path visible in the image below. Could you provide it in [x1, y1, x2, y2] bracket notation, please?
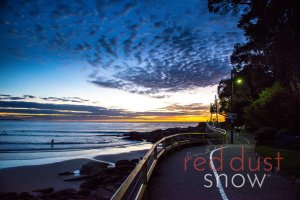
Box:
[143, 134, 300, 200]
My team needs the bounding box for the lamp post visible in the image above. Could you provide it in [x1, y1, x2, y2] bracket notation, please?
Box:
[230, 70, 234, 144]
[215, 95, 218, 128]
[230, 69, 243, 144]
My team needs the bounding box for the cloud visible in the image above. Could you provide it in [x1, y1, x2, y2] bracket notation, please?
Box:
[23, 95, 36, 99]
[0, 100, 188, 121]
[163, 103, 210, 112]
[0, 0, 243, 97]
[0, 94, 25, 100]
[40, 97, 90, 103]
[0, 94, 90, 103]
[0, 101, 128, 120]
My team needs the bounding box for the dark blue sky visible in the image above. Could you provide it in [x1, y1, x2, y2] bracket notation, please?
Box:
[0, 0, 244, 121]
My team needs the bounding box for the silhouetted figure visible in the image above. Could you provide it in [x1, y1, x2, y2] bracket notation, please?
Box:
[51, 139, 54, 148]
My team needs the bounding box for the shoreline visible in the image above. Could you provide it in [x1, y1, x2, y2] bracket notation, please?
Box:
[0, 149, 149, 193]
[0, 123, 203, 197]
[0, 142, 151, 169]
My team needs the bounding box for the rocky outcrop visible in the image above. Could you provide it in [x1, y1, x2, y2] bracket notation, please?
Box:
[123, 122, 206, 143]
[33, 187, 54, 194]
[0, 157, 141, 200]
[80, 161, 110, 176]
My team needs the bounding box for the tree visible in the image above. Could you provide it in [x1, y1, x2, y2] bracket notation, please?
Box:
[244, 82, 286, 130]
[209, 0, 300, 131]
[209, 0, 300, 100]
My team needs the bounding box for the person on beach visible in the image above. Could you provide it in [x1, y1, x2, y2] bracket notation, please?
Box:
[51, 139, 54, 148]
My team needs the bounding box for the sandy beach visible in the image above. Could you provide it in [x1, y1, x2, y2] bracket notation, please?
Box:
[0, 149, 148, 193]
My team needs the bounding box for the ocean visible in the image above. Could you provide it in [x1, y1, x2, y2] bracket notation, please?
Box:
[0, 121, 197, 169]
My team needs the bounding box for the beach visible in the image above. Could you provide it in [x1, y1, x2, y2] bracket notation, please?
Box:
[0, 149, 148, 194]
[0, 121, 197, 198]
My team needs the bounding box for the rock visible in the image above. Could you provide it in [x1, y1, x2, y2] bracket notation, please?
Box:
[115, 176, 128, 187]
[49, 188, 76, 199]
[19, 192, 33, 199]
[77, 189, 91, 197]
[96, 187, 113, 200]
[0, 192, 18, 200]
[115, 160, 131, 167]
[122, 123, 210, 143]
[102, 175, 122, 184]
[123, 131, 144, 141]
[130, 158, 140, 165]
[84, 192, 99, 200]
[33, 187, 54, 194]
[59, 171, 74, 176]
[80, 161, 110, 176]
[80, 177, 104, 190]
[64, 175, 89, 182]
[113, 165, 135, 175]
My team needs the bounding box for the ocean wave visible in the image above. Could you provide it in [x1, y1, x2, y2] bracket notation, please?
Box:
[0, 141, 110, 145]
[0, 133, 124, 137]
[0, 130, 128, 134]
[0, 141, 144, 153]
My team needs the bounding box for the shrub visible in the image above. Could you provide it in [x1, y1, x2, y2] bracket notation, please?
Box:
[255, 126, 276, 145]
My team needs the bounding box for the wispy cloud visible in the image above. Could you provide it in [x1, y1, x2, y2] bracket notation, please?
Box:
[0, 100, 204, 121]
[0, 0, 243, 99]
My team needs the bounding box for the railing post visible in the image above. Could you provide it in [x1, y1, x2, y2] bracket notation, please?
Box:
[142, 162, 147, 185]
[189, 133, 191, 145]
[202, 134, 205, 141]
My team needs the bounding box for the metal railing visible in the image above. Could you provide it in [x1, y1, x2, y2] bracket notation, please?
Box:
[205, 122, 228, 143]
[111, 125, 227, 200]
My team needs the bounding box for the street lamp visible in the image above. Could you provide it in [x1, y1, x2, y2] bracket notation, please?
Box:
[230, 70, 234, 144]
[236, 78, 243, 85]
[230, 71, 243, 144]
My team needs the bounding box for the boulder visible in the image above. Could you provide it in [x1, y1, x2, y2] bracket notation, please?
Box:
[19, 192, 33, 199]
[102, 175, 122, 185]
[80, 161, 110, 176]
[130, 158, 140, 165]
[123, 132, 144, 141]
[77, 189, 91, 197]
[80, 177, 104, 190]
[115, 160, 130, 167]
[113, 165, 135, 175]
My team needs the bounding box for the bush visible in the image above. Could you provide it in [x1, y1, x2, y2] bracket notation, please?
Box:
[275, 129, 300, 150]
[255, 126, 276, 145]
[275, 129, 290, 139]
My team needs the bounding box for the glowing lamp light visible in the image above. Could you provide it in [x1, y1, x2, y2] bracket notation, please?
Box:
[236, 78, 243, 85]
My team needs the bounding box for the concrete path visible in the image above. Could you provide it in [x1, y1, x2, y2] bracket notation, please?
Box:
[143, 135, 300, 200]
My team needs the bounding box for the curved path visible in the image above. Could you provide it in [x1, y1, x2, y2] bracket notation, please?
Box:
[143, 135, 300, 200]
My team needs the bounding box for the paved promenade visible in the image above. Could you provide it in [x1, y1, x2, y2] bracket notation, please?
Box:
[143, 134, 300, 200]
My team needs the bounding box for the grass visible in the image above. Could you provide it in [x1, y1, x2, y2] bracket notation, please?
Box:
[255, 145, 300, 178]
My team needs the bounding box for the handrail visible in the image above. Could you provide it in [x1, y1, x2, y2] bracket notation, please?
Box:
[111, 129, 226, 200]
[205, 123, 228, 143]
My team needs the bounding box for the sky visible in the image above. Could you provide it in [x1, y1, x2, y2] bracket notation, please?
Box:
[0, 0, 244, 122]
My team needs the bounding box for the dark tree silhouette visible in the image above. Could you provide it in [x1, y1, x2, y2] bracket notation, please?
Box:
[209, 0, 300, 131]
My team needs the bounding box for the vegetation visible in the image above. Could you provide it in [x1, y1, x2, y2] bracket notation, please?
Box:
[208, 0, 300, 133]
[256, 145, 300, 178]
